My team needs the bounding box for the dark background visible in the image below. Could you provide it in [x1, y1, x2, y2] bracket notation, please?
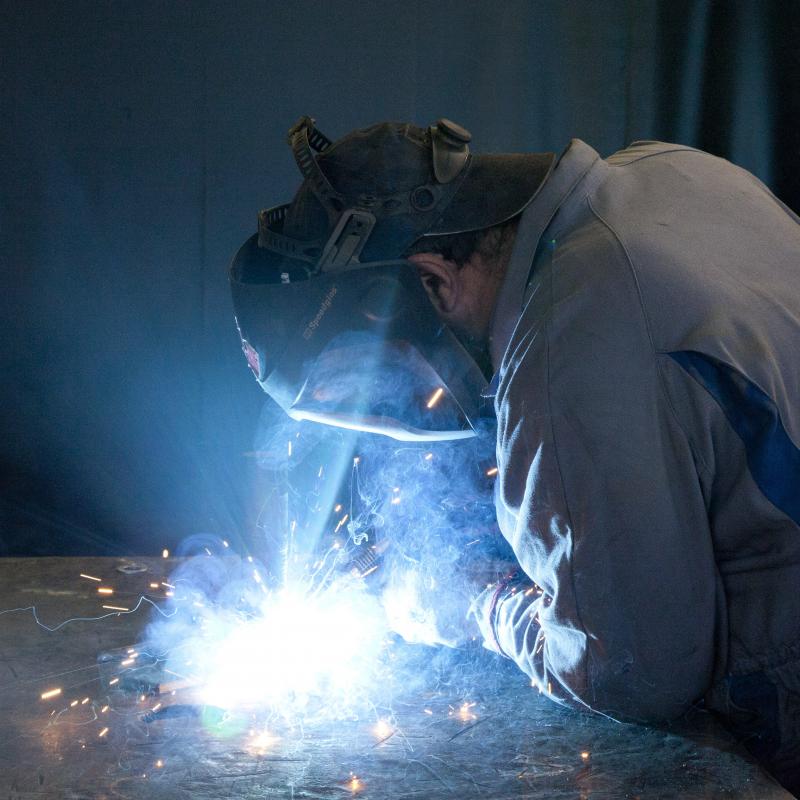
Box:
[2, 0, 799, 555]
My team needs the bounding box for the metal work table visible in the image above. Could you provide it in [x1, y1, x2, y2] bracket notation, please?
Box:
[0, 557, 791, 799]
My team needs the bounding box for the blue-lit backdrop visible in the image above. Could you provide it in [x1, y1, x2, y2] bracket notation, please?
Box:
[2, 0, 798, 554]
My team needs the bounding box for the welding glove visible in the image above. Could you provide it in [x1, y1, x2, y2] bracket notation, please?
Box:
[380, 558, 519, 648]
[467, 571, 534, 657]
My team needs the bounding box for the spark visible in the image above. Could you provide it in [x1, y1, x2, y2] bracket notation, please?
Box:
[347, 774, 363, 793]
[426, 387, 444, 408]
[155, 759, 164, 768]
[120, 658, 135, 666]
[360, 565, 379, 579]
[70, 700, 78, 707]
[81, 697, 90, 704]
[334, 514, 349, 532]
[101, 705, 109, 713]
[424, 452, 433, 460]
[40, 688, 62, 701]
[249, 729, 280, 753]
[98, 727, 109, 737]
[97, 587, 114, 595]
[453, 701, 477, 722]
[333, 503, 343, 513]
[581, 751, 590, 760]
[80, 574, 102, 582]
[108, 678, 119, 686]
[161, 582, 175, 589]
[102, 605, 129, 612]
[287, 440, 293, 457]
[162, 549, 170, 558]
[372, 719, 394, 740]
[223, 540, 229, 548]
[423, 708, 433, 715]
[486, 466, 499, 476]
[149, 582, 159, 589]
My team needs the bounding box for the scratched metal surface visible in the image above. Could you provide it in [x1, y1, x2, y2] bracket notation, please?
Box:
[0, 557, 791, 799]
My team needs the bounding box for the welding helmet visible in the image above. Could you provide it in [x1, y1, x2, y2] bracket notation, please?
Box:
[230, 116, 554, 441]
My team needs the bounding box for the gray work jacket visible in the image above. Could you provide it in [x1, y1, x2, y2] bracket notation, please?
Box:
[478, 139, 800, 724]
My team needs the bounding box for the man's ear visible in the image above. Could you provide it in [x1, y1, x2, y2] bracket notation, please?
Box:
[406, 253, 460, 315]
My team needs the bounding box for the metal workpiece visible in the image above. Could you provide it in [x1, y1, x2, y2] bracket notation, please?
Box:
[0, 557, 791, 799]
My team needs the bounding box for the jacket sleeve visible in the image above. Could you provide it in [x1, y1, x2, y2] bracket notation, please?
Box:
[483, 218, 718, 722]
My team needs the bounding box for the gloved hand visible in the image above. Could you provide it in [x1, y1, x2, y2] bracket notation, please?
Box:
[380, 557, 520, 648]
[467, 571, 534, 657]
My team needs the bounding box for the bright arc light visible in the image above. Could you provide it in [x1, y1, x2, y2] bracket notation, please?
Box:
[194, 579, 387, 714]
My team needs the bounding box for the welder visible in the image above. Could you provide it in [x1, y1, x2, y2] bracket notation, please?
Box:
[229, 116, 800, 793]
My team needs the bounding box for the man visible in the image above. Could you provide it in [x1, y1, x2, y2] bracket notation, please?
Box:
[230, 116, 800, 793]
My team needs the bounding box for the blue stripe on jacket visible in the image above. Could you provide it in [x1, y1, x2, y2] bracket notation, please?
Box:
[669, 350, 800, 525]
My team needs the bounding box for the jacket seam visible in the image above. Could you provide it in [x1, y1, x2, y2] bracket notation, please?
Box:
[606, 146, 699, 167]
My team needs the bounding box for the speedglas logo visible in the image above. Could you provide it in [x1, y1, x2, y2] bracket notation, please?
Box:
[303, 286, 337, 340]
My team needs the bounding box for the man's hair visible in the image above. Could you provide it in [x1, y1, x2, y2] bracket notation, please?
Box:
[402, 215, 520, 272]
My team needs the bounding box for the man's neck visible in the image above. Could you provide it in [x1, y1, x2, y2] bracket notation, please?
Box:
[455, 254, 510, 379]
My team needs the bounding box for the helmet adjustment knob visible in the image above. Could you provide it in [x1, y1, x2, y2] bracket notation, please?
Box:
[436, 118, 472, 146]
[430, 118, 471, 184]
